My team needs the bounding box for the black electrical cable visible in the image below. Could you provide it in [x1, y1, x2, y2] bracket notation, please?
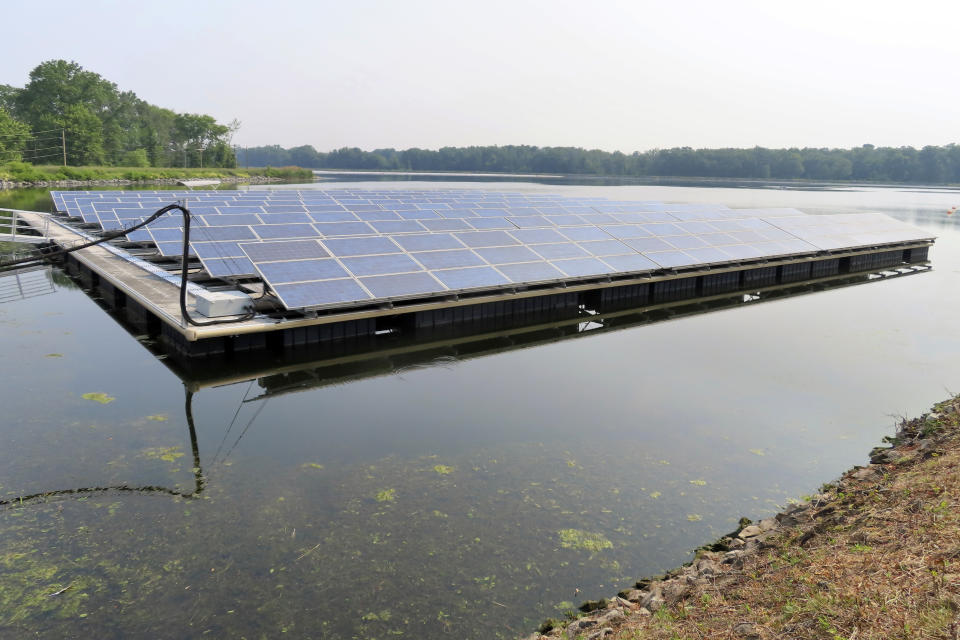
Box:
[176, 204, 256, 327]
[0, 203, 257, 327]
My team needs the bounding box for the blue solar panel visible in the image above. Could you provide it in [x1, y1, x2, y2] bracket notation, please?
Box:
[273, 280, 371, 308]
[191, 226, 258, 242]
[411, 250, 485, 270]
[253, 224, 319, 240]
[467, 217, 513, 230]
[624, 237, 674, 252]
[666, 235, 710, 250]
[193, 241, 244, 258]
[558, 227, 611, 242]
[601, 254, 660, 273]
[510, 228, 567, 244]
[391, 233, 464, 252]
[432, 266, 511, 290]
[341, 254, 422, 277]
[530, 243, 591, 260]
[578, 239, 631, 256]
[309, 211, 361, 223]
[323, 237, 400, 256]
[496, 261, 564, 283]
[454, 231, 518, 248]
[359, 272, 442, 298]
[551, 257, 611, 277]
[202, 257, 255, 278]
[257, 259, 349, 283]
[241, 240, 328, 262]
[256, 212, 312, 224]
[474, 245, 541, 264]
[314, 222, 375, 237]
[421, 219, 473, 232]
[646, 251, 696, 268]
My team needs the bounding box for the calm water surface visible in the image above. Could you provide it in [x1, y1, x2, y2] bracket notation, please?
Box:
[1, 180, 959, 638]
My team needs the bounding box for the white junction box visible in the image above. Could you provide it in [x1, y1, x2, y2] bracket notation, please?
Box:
[194, 290, 253, 318]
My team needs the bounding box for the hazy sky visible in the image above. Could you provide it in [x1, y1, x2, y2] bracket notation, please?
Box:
[3, 0, 958, 152]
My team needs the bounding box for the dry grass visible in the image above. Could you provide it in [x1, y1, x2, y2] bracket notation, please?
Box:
[551, 400, 960, 640]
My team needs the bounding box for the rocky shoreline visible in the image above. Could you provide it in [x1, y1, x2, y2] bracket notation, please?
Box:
[0, 175, 287, 190]
[526, 397, 960, 640]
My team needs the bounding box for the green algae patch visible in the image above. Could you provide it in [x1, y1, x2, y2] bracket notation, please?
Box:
[689, 479, 707, 486]
[375, 488, 396, 502]
[140, 446, 185, 463]
[432, 464, 454, 475]
[686, 514, 703, 522]
[44, 353, 63, 358]
[145, 414, 168, 422]
[81, 392, 115, 405]
[558, 529, 613, 552]
[301, 463, 325, 470]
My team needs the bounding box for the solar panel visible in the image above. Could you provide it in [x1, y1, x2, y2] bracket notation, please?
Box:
[50, 189, 933, 311]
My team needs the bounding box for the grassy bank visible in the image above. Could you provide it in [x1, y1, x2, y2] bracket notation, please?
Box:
[0, 163, 313, 184]
[533, 399, 960, 640]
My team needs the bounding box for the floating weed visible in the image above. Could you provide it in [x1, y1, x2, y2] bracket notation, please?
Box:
[432, 465, 454, 475]
[361, 610, 392, 621]
[649, 491, 662, 499]
[375, 488, 396, 502]
[81, 392, 115, 405]
[145, 415, 168, 422]
[749, 448, 766, 456]
[140, 446, 185, 463]
[44, 353, 62, 358]
[686, 514, 703, 522]
[689, 479, 707, 486]
[558, 529, 613, 552]
[301, 463, 325, 471]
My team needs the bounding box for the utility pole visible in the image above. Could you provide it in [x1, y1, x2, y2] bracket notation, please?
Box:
[61, 129, 67, 166]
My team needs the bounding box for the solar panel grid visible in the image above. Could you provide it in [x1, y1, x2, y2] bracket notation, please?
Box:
[49, 190, 933, 308]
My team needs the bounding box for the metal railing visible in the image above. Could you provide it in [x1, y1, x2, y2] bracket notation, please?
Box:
[0, 208, 51, 244]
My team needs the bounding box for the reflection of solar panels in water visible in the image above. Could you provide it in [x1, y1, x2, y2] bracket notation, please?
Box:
[49, 189, 934, 309]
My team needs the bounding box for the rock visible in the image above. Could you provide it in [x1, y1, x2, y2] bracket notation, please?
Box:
[728, 537, 746, 550]
[614, 596, 636, 609]
[597, 609, 625, 626]
[585, 629, 612, 640]
[851, 466, 877, 480]
[660, 580, 690, 604]
[636, 607, 651, 617]
[738, 525, 762, 538]
[870, 446, 894, 464]
[732, 622, 761, 638]
[927, 412, 941, 421]
[758, 518, 777, 532]
[639, 585, 665, 612]
[621, 589, 644, 603]
[566, 618, 597, 639]
[696, 557, 719, 577]
[723, 550, 745, 568]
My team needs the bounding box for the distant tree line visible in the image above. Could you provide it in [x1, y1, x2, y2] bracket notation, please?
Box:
[0, 60, 237, 168]
[239, 143, 960, 184]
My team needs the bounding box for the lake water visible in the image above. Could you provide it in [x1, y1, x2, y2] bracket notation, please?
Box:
[1, 179, 959, 638]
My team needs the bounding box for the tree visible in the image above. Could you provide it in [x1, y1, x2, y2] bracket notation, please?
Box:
[0, 108, 31, 162]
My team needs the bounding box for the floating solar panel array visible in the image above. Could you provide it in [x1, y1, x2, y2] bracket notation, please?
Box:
[51, 190, 934, 312]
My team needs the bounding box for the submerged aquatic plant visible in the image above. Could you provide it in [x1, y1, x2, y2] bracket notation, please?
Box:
[558, 529, 613, 552]
[81, 392, 114, 405]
